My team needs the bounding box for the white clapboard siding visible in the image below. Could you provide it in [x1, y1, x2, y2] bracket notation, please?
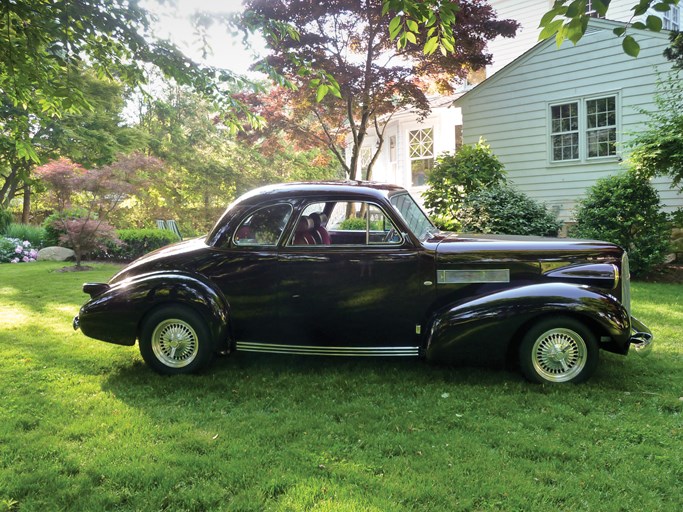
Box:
[486, 0, 657, 75]
[456, 18, 680, 221]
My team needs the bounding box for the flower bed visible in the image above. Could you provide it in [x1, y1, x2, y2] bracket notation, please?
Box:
[0, 237, 38, 263]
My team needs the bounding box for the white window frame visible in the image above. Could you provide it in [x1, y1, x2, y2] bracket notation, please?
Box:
[663, 6, 680, 31]
[548, 93, 620, 165]
[407, 126, 434, 186]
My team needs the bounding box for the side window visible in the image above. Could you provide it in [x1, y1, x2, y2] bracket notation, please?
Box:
[234, 204, 292, 247]
[290, 201, 401, 246]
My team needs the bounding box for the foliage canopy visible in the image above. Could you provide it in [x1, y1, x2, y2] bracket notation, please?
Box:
[572, 171, 670, 275]
[241, 0, 517, 180]
[423, 140, 506, 230]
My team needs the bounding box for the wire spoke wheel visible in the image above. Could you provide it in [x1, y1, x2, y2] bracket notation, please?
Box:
[532, 328, 587, 382]
[519, 317, 598, 384]
[151, 318, 199, 368]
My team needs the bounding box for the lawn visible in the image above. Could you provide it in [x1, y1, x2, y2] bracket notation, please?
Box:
[0, 262, 681, 511]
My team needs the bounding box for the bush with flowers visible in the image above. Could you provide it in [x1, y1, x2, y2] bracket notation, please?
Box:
[0, 237, 38, 263]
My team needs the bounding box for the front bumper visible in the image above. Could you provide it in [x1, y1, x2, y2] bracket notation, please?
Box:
[630, 316, 653, 356]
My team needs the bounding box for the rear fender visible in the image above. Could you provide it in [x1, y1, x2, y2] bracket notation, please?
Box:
[79, 271, 230, 348]
[425, 282, 630, 365]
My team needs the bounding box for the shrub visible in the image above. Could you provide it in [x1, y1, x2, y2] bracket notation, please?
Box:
[95, 229, 180, 261]
[459, 184, 561, 237]
[0, 237, 38, 263]
[42, 208, 91, 247]
[423, 139, 506, 230]
[0, 208, 13, 234]
[337, 218, 383, 231]
[571, 172, 670, 275]
[3, 223, 47, 248]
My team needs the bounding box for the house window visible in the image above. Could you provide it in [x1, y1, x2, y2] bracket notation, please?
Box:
[586, 97, 616, 158]
[585, 0, 605, 18]
[408, 128, 434, 186]
[550, 95, 618, 163]
[551, 103, 579, 161]
[663, 6, 680, 31]
[360, 146, 373, 177]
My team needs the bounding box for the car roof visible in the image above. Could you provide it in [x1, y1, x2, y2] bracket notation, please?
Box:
[233, 181, 408, 207]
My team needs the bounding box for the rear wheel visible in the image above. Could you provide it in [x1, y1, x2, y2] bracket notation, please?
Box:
[519, 316, 599, 384]
[139, 305, 214, 375]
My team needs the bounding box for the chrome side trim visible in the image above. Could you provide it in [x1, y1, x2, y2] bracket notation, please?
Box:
[235, 342, 419, 357]
[437, 269, 510, 284]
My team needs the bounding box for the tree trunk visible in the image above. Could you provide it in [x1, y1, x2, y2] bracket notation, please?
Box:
[21, 185, 30, 223]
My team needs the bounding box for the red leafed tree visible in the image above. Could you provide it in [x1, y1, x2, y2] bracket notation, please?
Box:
[35, 153, 163, 266]
[242, 0, 517, 180]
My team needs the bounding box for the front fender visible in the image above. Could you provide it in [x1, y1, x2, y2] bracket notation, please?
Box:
[78, 270, 230, 347]
[425, 282, 630, 365]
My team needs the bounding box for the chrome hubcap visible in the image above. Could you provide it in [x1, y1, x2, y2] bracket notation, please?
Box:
[151, 319, 199, 368]
[532, 328, 587, 382]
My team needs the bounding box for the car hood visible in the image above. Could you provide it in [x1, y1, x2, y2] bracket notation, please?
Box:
[428, 232, 623, 264]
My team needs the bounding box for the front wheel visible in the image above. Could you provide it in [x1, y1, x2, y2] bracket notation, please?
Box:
[519, 316, 599, 384]
[139, 305, 214, 375]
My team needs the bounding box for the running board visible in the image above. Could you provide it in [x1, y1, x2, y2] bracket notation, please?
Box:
[235, 342, 419, 357]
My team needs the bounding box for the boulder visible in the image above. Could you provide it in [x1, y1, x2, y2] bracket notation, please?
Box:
[37, 246, 75, 261]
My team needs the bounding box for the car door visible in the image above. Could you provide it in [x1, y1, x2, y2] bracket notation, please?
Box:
[274, 199, 431, 356]
[206, 202, 293, 344]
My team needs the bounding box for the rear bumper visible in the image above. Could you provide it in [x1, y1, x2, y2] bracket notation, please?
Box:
[73, 315, 80, 331]
[630, 316, 653, 356]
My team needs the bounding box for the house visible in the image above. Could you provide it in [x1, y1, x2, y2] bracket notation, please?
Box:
[483, 0, 681, 75]
[356, 2, 682, 214]
[454, 17, 681, 221]
[352, 94, 465, 195]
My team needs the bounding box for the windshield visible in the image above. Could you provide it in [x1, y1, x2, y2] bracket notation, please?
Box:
[389, 193, 436, 241]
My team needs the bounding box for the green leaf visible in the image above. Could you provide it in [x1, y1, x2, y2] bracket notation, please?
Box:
[539, 19, 564, 41]
[441, 36, 454, 53]
[622, 35, 640, 57]
[406, 20, 418, 32]
[539, 8, 561, 28]
[653, 2, 672, 12]
[592, 0, 610, 16]
[565, 0, 583, 18]
[315, 84, 329, 103]
[389, 16, 402, 39]
[566, 16, 588, 44]
[613, 26, 627, 36]
[405, 31, 417, 44]
[646, 15, 663, 31]
[632, 21, 646, 30]
[632, 0, 651, 16]
[424, 36, 439, 55]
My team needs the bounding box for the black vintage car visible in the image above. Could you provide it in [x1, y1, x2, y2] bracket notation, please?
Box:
[74, 181, 653, 383]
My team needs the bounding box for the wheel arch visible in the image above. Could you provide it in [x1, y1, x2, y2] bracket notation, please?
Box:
[424, 282, 630, 366]
[504, 310, 614, 369]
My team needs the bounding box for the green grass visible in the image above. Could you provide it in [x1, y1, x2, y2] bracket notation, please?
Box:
[1, 262, 681, 511]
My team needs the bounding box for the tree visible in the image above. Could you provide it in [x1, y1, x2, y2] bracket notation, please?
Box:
[242, 0, 518, 181]
[35, 154, 162, 266]
[131, 84, 342, 233]
[629, 32, 683, 189]
[0, 69, 142, 220]
[0, 0, 258, 223]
